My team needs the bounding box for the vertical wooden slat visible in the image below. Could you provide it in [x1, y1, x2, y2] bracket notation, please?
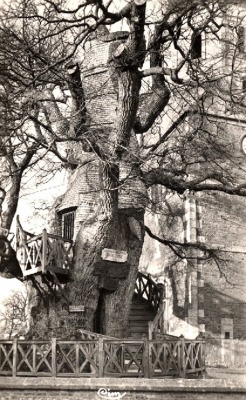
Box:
[13, 338, 17, 377]
[51, 338, 56, 377]
[148, 341, 153, 378]
[148, 321, 153, 340]
[190, 342, 194, 370]
[179, 336, 185, 378]
[75, 342, 79, 374]
[143, 338, 149, 378]
[121, 343, 124, 373]
[33, 342, 36, 373]
[42, 229, 48, 273]
[98, 336, 104, 377]
[56, 240, 62, 269]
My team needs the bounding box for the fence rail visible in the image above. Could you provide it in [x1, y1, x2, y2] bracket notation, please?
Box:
[0, 337, 205, 378]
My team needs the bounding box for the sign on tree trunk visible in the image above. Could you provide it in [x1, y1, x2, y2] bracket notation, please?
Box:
[101, 248, 128, 263]
[69, 305, 85, 313]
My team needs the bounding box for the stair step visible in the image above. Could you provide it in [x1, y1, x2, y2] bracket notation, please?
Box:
[129, 326, 148, 332]
[130, 323, 148, 329]
[128, 294, 158, 338]
[131, 303, 153, 309]
[129, 311, 154, 317]
[130, 334, 147, 338]
[129, 315, 153, 321]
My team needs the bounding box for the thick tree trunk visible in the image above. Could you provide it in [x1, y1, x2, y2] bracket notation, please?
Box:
[26, 158, 145, 339]
[101, 211, 144, 337]
[26, 209, 145, 339]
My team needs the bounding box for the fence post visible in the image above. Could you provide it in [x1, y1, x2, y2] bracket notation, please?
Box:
[143, 338, 149, 378]
[42, 229, 48, 273]
[199, 337, 206, 377]
[148, 321, 153, 340]
[13, 338, 18, 377]
[148, 339, 153, 379]
[179, 335, 186, 378]
[98, 336, 104, 378]
[51, 338, 56, 377]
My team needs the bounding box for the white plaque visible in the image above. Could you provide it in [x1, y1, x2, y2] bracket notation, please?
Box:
[69, 305, 85, 313]
[101, 248, 128, 263]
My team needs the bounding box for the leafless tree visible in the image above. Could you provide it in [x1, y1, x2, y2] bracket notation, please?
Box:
[0, 286, 29, 339]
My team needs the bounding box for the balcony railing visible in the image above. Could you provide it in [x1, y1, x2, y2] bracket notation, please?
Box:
[16, 216, 73, 277]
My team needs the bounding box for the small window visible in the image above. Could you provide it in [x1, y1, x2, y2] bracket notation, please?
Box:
[61, 209, 76, 240]
[191, 32, 202, 59]
[238, 26, 245, 53]
[221, 317, 233, 339]
[242, 80, 246, 91]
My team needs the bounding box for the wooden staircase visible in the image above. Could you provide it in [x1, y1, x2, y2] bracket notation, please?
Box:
[129, 272, 164, 339]
[129, 294, 156, 338]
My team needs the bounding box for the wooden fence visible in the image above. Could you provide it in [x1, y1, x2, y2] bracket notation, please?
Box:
[0, 337, 205, 378]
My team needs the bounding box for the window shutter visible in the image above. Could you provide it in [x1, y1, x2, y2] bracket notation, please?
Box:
[62, 210, 75, 240]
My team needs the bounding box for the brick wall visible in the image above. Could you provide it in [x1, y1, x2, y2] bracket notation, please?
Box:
[193, 120, 246, 340]
[199, 189, 246, 339]
[203, 251, 246, 339]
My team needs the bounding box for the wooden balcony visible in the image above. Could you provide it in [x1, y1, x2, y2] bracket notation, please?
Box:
[16, 217, 73, 278]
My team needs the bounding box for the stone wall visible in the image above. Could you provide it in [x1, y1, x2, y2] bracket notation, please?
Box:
[206, 339, 246, 367]
[0, 377, 245, 400]
[202, 250, 246, 339]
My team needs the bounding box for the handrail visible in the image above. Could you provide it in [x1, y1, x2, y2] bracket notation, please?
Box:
[46, 232, 73, 243]
[148, 302, 165, 340]
[78, 329, 115, 340]
[25, 233, 43, 243]
[148, 298, 176, 340]
[16, 215, 34, 245]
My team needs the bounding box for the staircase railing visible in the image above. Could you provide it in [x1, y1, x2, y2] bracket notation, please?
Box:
[148, 299, 177, 340]
[148, 302, 165, 340]
[78, 329, 115, 340]
[16, 217, 73, 277]
[134, 272, 162, 311]
[134, 272, 171, 339]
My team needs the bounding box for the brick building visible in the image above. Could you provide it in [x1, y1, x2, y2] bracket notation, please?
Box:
[139, 1, 246, 365]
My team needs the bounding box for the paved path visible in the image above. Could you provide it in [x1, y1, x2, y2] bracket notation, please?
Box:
[206, 368, 246, 382]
